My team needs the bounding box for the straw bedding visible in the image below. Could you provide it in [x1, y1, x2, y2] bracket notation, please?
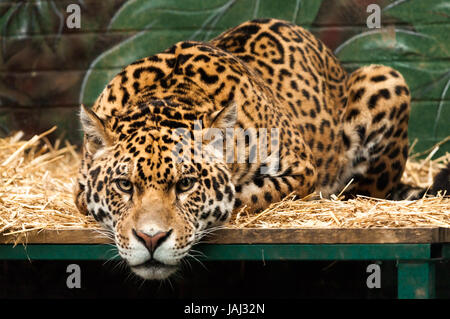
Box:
[0, 128, 98, 236]
[0, 129, 449, 237]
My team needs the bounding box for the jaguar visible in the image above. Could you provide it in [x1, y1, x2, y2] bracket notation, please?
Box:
[74, 18, 449, 280]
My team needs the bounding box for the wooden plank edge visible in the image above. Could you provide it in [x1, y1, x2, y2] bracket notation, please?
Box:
[208, 228, 448, 244]
[0, 229, 110, 245]
[1, 227, 449, 245]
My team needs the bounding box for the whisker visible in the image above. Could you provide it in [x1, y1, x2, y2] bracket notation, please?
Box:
[180, 256, 193, 271]
[102, 254, 120, 267]
[185, 253, 208, 271]
[189, 248, 206, 258]
[138, 277, 147, 290]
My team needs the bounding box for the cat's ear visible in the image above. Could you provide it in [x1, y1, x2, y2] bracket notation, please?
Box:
[79, 104, 113, 154]
[207, 102, 237, 130]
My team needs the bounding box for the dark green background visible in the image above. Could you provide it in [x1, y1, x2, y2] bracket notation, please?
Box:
[0, 0, 449, 156]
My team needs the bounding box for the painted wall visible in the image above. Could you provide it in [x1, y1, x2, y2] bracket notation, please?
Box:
[0, 0, 449, 155]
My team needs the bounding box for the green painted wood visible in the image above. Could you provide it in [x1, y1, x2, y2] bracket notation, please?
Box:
[397, 261, 436, 299]
[0, 243, 432, 261]
[197, 244, 432, 261]
[0, 244, 119, 260]
[442, 244, 450, 258]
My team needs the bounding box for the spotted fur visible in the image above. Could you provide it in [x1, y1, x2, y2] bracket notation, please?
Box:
[75, 19, 449, 280]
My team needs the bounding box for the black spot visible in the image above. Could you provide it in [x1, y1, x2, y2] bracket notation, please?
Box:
[398, 102, 408, 116]
[256, 59, 274, 76]
[368, 89, 390, 109]
[177, 54, 194, 66]
[388, 147, 400, 159]
[180, 42, 196, 49]
[159, 120, 188, 129]
[96, 181, 104, 192]
[305, 123, 316, 133]
[316, 158, 323, 167]
[351, 87, 365, 102]
[384, 126, 394, 139]
[198, 67, 219, 84]
[107, 91, 116, 102]
[193, 54, 211, 63]
[302, 89, 310, 100]
[290, 80, 299, 91]
[281, 177, 293, 192]
[305, 167, 314, 176]
[270, 177, 281, 191]
[316, 141, 324, 152]
[393, 128, 403, 138]
[95, 208, 108, 222]
[264, 192, 273, 202]
[379, 89, 391, 99]
[253, 176, 264, 187]
[391, 160, 403, 172]
[356, 125, 366, 142]
[402, 145, 408, 159]
[372, 111, 386, 124]
[368, 162, 386, 175]
[371, 75, 387, 82]
[288, 101, 299, 118]
[312, 95, 321, 113]
[89, 167, 101, 184]
[389, 70, 399, 78]
[133, 66, 165, 81]
[368, 94, 379, 109]
[200, 211, 210, 219]
[227, 75, 240, 84]
[346, 108, 360, 121]
[376, 172, 390, 191]
[342, 132, 351, 149]
[319, 119, 331, 134]
[211, 177, 220, 191]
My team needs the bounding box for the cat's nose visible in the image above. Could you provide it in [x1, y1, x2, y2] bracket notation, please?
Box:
[132, 228, 173, 255]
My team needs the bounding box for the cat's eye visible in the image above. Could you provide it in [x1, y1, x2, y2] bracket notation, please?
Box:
[176, 177, 197, 193]
[115, 179, 133, 194]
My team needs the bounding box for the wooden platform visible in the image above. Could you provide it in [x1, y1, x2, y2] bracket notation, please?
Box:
[1, 227, 450, 244]
[1, 227, 449, 299]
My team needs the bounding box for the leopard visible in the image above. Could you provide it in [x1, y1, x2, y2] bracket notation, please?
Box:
[74, 18, 449, 280]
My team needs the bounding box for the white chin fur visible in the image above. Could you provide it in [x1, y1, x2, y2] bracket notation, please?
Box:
[130, 264, 178, 280]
